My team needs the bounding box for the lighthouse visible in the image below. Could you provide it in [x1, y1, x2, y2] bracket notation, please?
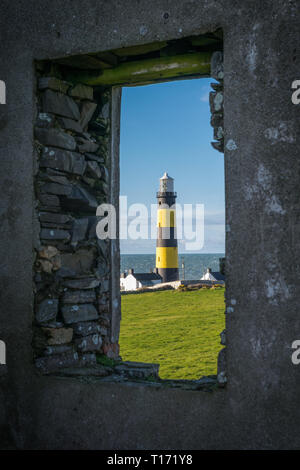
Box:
[156, 172, 179, 283]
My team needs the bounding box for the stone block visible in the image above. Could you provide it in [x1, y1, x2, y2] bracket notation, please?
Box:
[38, 245, 58, 259]
[62, 304, 99, 324]
[100, 165, 109, 183]
[87, 216, 98, 239]
[38, 77, 70, 94]
[36, 298, 59, 324]
[98, 294, 109, 306]
[38, 194, 60, 210]
[99, 314, 110, 328]
[210, 82, 223, 92]
[36, 113, 55, 128]
[35, 351, 79, 374]
[40, 147, 86, 175]
[62, 277, 100, 289]
[39, 212, 72, 226]
[62, 290, 96, 304]
[57, 116, 83, 134]
[97, 239, 109, 258]
[44, 344, 73, 355]
[51, 255, 62, 271]
[217, 371, 227, 386]
[38, 170, 70, 186]
[60, 184, 98, 213]
[100, 279, 110, 293]
[115, 361, 160, 379]
[69, 84, 93, 101]
[36, 258, 53, 274]
[94, 180, 109, 196]
[98, 304, 109, 314]
[73, 321, 104, 337]
[209, 91, 223, 114]
[220, 329, 226, 346]
[58, 247, 96, 277]
[38, 321, 64, 329]
[96, 261, 109, 277]
[211, 141, 224, 153]
[217, 347, 226, 375]
[89, 119, 107, 135]
[79, 101, 97, 130]
[102, 342, 119, 359]
[41, 327, 73, 345]
[211, 51, 223, 82]
[99, 326, 108, 336]
[77, 353, 97, 367]
[40, 228, 70, 241]
[39, 182, 73, 196]
[82, 176, 96, 188]
[36, 248, 61, 271]
[210, 113, 223, 128]
[35, 128, 76, 151]
[99, 101, 110, 119]
[42, 89, 80, 120]
[214, 126, 224, 140]
[85, 153, 105, 164]
[85, 161, 102, 179]
[71, 218, 89, 244]
[76, 137, 99, 153]
[213, 126, 224, 141]
[75, 334, 102, 352]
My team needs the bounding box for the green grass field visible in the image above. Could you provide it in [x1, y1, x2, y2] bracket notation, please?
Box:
[119, 287, 225, 380]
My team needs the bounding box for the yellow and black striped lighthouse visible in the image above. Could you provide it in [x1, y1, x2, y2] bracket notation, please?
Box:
[156, 172, 179, 283]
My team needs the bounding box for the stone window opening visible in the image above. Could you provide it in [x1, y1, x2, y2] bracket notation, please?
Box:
[33, 31, 226, 390]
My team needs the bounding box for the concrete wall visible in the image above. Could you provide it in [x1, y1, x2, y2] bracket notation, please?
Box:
[0, 0, 300, 449]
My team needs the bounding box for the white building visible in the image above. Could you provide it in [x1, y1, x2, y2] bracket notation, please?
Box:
[120, 269, 162, 291]
[200, 268, 225, 283]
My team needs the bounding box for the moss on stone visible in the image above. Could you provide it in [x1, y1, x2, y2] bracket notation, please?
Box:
[66, 52, 211, 86]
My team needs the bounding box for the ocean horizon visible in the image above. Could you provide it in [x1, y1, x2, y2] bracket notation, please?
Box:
[121, 253, 225, 280]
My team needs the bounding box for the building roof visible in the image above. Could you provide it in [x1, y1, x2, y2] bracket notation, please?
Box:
[132, 272, 162, 282]
[201, 268, 225, 282]
[211, 272, 225, 281]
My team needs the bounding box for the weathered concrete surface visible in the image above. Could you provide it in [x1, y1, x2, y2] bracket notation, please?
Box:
[0, 0, 300, 449]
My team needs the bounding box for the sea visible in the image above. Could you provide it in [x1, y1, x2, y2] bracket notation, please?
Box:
[121, 253, 225, 280]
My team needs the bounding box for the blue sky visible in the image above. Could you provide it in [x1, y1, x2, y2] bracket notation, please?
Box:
[120, 78, 225, 254]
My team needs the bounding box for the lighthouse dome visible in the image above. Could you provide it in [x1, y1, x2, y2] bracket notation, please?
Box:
[159, 172, 174, 192]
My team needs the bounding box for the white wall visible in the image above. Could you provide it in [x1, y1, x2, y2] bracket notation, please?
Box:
[120, 275, 161, 291]
[120, 274, 139, 291]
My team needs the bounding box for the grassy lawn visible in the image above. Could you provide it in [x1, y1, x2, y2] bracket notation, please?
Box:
[119, 287, 225, 380]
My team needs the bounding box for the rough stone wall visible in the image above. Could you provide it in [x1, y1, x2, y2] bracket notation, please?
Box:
[1, 0, 300, 450]
[33, 66, 119, 373]
[210, 51, 224, 153]
[209, 52, 226, 385]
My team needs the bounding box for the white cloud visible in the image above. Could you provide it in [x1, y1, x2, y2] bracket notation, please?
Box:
[199, 85, 211, 103]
